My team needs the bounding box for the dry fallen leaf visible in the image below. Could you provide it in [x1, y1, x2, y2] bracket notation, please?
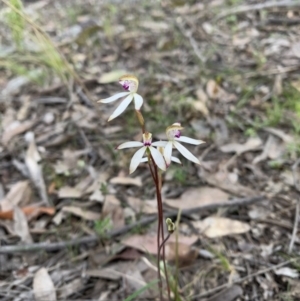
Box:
[58, 278, 83, 299]
[25, 132, 48, 204]
[127, 197, 158, 214]
[54, 149, 90, 175]
[220, 137, 262, 155]
[101, 195, 124, 229]
[0, 181, 32, 211]
[140, 21, 169, 31]
[192, 216, 250, 238]
[85, 268, 121, 281]
[165, 242, 198, 266]
[275, 267, 299, 279]
[33, 267, 57, 301]
[98, 70, 127, 84]
[62, 206, 101, 221]
[58, 186, 83, 198]
[192, 88, 209, 116]
[122, 233, 198, 255]
[17, 96, 31, 121]
[2, 120, 35, 146]
[206, 285, 243, 301]
[0, 206, 55, 220]
[13, 206, 33, 243]
[253, 135, 284, 164]
[110, 176, 142, 187]
[165, 187, 229, 210]
[264, 127, 293, 143]
[200, 167, 256, 197]
[206, 80, 237, 102]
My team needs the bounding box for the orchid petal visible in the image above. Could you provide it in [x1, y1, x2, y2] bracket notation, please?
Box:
[149, 146, 166, 171]
[140, 157, 149, 163]
[108, 94, 134, 121]
[117, 141, 143, 149]
[129, 147, 146, 174]
[152, 141, 168, 147]
[98, 92, 129, 103]
[163, 141, 173, 165]
[134, 93, 143, 110]
[175, 136, 205, 145]
[171, 156, 181, 164]
[173, 141, 200, 164]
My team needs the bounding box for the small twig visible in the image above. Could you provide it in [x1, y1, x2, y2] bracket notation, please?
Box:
[76, 86, 94, 108]
[289, 158, 300, 253]
[243, 65, 300, 79]
[192, 259, 295, 299]
[288, 199, 299, 254]
[0, 236, 98, 254]
[0, 195, 264, 254]
[215, 0, 300, 20]
[292, 158, 300, 192]
[264, 17, 300, 26]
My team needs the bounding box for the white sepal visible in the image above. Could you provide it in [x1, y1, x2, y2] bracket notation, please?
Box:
[98, 92, 129, 103]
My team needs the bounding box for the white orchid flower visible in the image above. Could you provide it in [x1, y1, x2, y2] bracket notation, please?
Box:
[163, 123, 205, 165]
[97, 74, 143, 122]
[141, 146, 182, 165]
[117, 132, 166, 174]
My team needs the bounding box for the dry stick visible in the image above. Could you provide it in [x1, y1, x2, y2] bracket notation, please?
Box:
[289, 158, 300, 253]
[215, 0, 300, 20]
[243, 65, 300, 79]
[288, 200, 299, 254]
[192, 259, 295, 299]
[0, 196, 264, 254]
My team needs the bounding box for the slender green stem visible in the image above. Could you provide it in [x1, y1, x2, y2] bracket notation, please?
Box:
[158, 230, 172, 300]
[174, 209, 182, 301]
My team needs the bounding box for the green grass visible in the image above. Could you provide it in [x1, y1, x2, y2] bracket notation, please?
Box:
[123, 279, 159, 301]
[1, 0, 81, 88]
[4, 0, 25, 50]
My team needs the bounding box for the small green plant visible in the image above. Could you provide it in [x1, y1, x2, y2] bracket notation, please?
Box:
[283, 85, 300, 118]
[268, 159, 284, 169]
[210, 248, 232, 272]
[265, 97, 283, 126]
[173, 166, 187, 185]
[245, 127, 257, 137]
[94, 217, 112, 237]
[100, 182, 108, 195]
[252, 50, 267, 68]
[286, 141, 300, 159]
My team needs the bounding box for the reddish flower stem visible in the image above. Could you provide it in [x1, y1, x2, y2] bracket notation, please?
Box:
[137, 111, 170, 301]
[153, 159, 171, 301]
